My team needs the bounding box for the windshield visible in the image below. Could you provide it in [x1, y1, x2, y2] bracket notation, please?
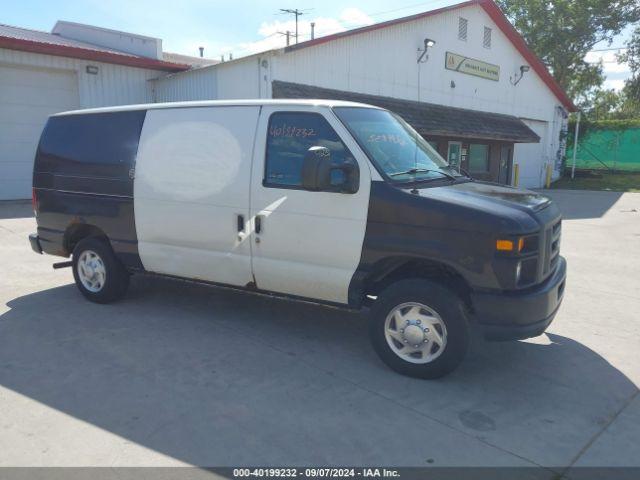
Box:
[333, 107, 462, 183]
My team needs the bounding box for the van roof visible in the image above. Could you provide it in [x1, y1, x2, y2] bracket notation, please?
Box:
[52, 99, 381, 117]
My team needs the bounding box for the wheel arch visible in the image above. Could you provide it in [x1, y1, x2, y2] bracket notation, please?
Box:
[354, 256, 474, 314]
[64, 223, 109, 255]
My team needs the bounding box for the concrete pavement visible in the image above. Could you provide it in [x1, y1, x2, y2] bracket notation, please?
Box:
[0, 190, 638, 473]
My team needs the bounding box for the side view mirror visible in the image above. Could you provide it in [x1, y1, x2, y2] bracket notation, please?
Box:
[301, 146, 359, 194]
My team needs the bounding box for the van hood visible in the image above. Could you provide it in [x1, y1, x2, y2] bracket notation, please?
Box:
[411, 180, 551, 214]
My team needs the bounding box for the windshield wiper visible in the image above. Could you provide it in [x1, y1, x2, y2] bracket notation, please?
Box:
[389, 168, 456, 181]
[457, 167, 473, 179]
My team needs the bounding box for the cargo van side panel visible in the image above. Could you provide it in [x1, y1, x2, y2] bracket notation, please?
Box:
[134, 106, 260, 287]
[33, 111, 146, 267]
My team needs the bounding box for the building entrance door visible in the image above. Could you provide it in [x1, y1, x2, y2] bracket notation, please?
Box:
[499, 145, 513, 185]
[447, 141, 462, 172]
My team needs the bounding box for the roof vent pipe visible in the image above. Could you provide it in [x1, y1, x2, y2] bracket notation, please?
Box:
[221, 54, 225, 62]
[286, 31, 291, 46]
[199, 46, 204, 57]
[229, 53, 233, 60]
[311, 22, 315, 40]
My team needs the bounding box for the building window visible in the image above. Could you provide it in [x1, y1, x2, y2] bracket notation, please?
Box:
[264, 112, 354, 188]
[483, 27, 492, 48]
[468, 144, 490, 172]
[458, 17, 468, 41]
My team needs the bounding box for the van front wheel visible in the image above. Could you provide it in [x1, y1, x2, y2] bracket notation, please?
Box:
[369, 279, 469, 379]
[72, 237, 129, 304]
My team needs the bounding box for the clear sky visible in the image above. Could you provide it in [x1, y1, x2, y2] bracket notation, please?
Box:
[1, 0, 632, 90]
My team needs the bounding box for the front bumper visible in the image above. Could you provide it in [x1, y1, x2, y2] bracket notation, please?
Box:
[471, 256, 566, 341]
[29, 233, 43, 254]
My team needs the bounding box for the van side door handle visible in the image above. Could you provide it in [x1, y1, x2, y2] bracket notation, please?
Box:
[236, 214, 246, 241]
[255, 215, 263, 235]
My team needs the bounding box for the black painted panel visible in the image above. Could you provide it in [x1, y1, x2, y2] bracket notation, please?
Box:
[34, 110, 146, 196]
[32, 110, 146, 269]
[347, 180, 558, 307]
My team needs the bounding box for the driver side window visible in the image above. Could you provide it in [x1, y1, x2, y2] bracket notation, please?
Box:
[264, 112, 354, 189]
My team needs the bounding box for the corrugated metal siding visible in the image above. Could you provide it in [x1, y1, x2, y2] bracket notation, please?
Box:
[152, 55, 266, 102]
[216, 59, 261, 99]
[153, 67, 217, 102]
[273, 5, 558, 121]
[0, 47, 163, 107]
[269, 4, 566, 187]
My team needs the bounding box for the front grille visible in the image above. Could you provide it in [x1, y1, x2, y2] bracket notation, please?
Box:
[543, 219, 562, 277]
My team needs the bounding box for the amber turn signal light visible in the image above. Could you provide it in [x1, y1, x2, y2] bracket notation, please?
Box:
[496, 239, 514, 251]
[496, 238, 525, 252]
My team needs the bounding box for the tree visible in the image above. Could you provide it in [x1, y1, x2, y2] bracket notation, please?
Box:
[584, 89, 623, 119]
[496, 0, 640, 104]
[581, 88, 640, 120]
[618, 25, 640, 103]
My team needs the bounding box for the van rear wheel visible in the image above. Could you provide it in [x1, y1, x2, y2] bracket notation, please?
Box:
[72, 237, 129, 304]
[369, 279, 469, 379]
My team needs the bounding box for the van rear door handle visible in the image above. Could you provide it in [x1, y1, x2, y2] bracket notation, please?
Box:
[255, 215, 263, 235]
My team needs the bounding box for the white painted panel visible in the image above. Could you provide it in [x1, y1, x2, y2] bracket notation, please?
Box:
[0, 64, 79, 199]
[249, 105, 371, 304]
[135, 106, 260, 286]
[514, 119, 548, 188]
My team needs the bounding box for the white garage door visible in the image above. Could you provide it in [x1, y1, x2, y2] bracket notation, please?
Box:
[513, 119, 549, 189]
[0, 64, 79, 200]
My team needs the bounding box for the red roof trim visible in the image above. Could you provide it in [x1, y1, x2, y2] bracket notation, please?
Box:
[478, 0, 576, 111]
[0, 36, 190, 72]
[285, 0, 576, 112]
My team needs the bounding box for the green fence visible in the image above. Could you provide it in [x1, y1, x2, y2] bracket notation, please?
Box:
[566, 126, 640, 172]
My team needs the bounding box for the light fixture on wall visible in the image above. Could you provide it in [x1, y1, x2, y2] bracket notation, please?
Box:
[417, 38, 436, 63]
[86, 65, 99, 75]
[510, 65, 530, 86]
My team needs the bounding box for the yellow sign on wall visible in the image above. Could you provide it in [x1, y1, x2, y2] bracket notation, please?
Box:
[445, 52, 500, 81]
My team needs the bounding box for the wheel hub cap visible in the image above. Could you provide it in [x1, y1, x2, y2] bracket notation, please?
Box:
[403, 324, 426, 346]
[383, 302, 448, 364]
[77, 250, 106, 293]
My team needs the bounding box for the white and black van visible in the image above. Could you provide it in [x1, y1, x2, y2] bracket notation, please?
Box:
[29, 100, 566, 378]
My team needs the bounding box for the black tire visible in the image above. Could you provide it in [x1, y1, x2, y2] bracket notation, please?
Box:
[72, 237, 130, 304]
[369, 279, 469, 379]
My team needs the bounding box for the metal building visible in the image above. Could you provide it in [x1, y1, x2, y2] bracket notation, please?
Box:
[0, 22, 196, 199]
[1, 0, 576, 199]
[154, 0, 576, 188]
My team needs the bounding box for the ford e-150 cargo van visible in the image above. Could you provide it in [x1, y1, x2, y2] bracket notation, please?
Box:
[29, 99, 566, 378]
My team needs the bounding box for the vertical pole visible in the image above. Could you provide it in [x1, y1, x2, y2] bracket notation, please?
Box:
[311, 22, 315, 40]
[514, 163, 520, 187]
[613, 130, 620, 173]
[286, 31, 290, 46]
[571, 111, 581, 180]
[295, 11, 299, 44]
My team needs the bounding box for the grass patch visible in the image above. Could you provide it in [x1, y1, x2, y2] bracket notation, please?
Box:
[551, 172, 640, 193]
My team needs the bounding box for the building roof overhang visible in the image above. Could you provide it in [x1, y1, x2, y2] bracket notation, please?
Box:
[273, 80, 541, 143]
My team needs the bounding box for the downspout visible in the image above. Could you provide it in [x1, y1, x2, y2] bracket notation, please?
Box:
[571, 111, 581, 180]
